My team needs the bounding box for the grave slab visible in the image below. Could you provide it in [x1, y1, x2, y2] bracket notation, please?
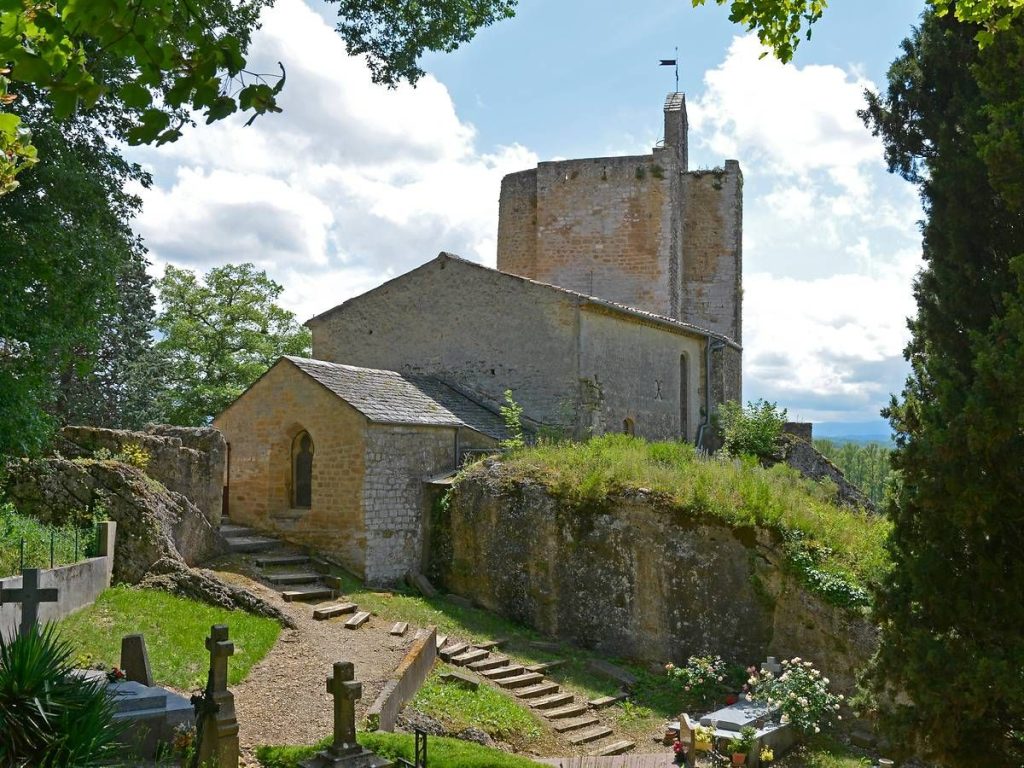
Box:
[121, 634, 154, 687]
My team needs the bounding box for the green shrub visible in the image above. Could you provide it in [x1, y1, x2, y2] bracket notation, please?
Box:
[499, 390, 525, 450]
[716, 399, 788, 460]
[0, 503, 99, 577]
[0, 624, 125, 767]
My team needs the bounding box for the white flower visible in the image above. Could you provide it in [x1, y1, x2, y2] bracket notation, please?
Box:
[822, 677, 829, 684]
[745, 694, 753, 701]
[814, 725, 820, 733]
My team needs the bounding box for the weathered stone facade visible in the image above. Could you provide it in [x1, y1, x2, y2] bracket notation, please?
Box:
[433, 465, 875, 694]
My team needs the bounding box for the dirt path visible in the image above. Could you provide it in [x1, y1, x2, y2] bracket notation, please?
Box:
[211, 566, 412, 766]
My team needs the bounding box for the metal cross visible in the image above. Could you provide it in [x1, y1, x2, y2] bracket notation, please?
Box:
[205, 624, 235, 693]
[0, 568, 58, 637]
[326, 661, 362, 756]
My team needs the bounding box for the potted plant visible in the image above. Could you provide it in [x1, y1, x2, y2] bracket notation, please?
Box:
[759, 746, 775, 765]
[726, 726, 756, 765]
[693, 724, 715, 752]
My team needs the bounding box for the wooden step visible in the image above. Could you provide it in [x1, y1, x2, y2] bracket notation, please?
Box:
[526, 660, 567, 673]
[530, 692, 574, 710]
[468, 656, 510, 672]
[439, 642, 469, 661]
[480, 664, 525, 680]
[344, 611, 371, 629]
[591, 740, 635, 757]
[226, 536, 280, 553]
[281, 585, 334, 602]
[390, 622, 409, 636]
[588, 693, 627, 709]
[497, 672, 545, 689]
[435, 634, 448, 650]
[312, 602, 358, 620]
[475, 638, 507, 650]
[253, 553, 310, 567]
[544, 703, 588, 719]
[451, 649, 490, 666]
[567, 726, 614, 745]
[516, 682, 560, 699]
[264, 571, 321, 585]
[553, 715, 600, 733]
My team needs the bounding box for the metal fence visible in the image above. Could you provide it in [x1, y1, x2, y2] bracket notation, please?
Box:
[0, 522, 100, 576]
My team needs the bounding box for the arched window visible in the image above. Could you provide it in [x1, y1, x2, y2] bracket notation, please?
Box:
[623, 417, 636, 436]
[292, 431, 314, 509]
[680, 353, 689, 440]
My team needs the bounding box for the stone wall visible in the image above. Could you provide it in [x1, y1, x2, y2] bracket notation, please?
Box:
[366, 626, 437, 732]
[60, 425, 226, 527]
[432, 465, 876, 693]
[213, 360, 369, 576]
[779, 435, 876, 512]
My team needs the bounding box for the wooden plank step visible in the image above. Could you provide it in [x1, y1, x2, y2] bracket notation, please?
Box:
[435, 634, 448, 650]
[475, 638, 507, 650]
[281, 585, 334, 602]
[516, 682, 560, 699]
[439, 670, 478, 690]
[591, 740, 635, 757]
[390, 622, 408, 636]
[344, 611, 371, 629]
[544, 703, 588, 719]
[530, 692, 574, 710]
[451, 649, 489, 666]
[264, 571, 321, 585]
[468, 656, 510, 672]
[553, 715, 600, 733]
[586, 660, 637, 688]
[497, 672, 545, 689]
[226, 536, 280, 553]
[312, 602, 358, 620]
[588, 693, 627, 709]
[526, 660, 567, 673]
[439, 642, 469, 661]
[567, 726, 614, 745]
[254, 553, 310, 567]
[480, 665, 525, 680]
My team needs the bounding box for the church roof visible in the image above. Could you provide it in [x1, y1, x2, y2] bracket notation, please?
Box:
[283, 356, 510, 441]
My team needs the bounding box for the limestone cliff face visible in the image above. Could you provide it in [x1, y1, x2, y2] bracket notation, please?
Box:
[431, 463, 876, 693]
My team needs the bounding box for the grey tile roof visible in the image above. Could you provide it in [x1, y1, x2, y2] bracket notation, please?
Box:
[284, 356, 509, 441]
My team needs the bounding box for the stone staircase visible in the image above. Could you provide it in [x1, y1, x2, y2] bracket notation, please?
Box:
[437, 637, 634, 757]
[220, 520, 335, 603]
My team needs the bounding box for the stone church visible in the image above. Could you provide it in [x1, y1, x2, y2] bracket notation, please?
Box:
[215, 94, 743, 584]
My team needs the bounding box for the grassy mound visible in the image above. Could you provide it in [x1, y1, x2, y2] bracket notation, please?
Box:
[59, 586, 280, 689]
[256, 731, 547, 768]
[488, 435, 891, 606]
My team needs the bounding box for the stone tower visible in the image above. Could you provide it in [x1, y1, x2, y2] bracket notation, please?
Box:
[496, 93, 742, 343]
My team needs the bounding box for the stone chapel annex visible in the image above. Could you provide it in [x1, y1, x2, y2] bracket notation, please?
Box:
[215, 94, 743, 584]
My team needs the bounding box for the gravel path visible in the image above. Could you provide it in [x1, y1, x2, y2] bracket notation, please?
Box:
[210, 568, 412, 766]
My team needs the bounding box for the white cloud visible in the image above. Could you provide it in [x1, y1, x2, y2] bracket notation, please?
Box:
[130, 0, 537, 319]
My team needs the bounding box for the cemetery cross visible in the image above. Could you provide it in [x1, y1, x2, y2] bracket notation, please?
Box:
[0, 568, 58, 637]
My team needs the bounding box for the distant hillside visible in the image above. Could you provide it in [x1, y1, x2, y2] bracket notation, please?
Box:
[813, 420, 894, 446]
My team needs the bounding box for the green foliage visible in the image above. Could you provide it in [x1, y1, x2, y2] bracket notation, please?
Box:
[693, 0, 1023, 63]
[412, 665, 541, 744]
[727, 725, 757, 756]
[151, 263, 311, 426]
[716, 399, 787, 460]
[58, 586, 281, 689]
[256, 731, 546, 768]
[0, 624, 125, 767]
[861, 10, 1024, 765]
[0, 503, 99, 577]
[812, 440, 894, 506]
[782, 533, 869, 609]
[496, 435, 890, 607]
[665, 654, 737, 709]
[499, 389, 525, 449]
[750, 657, 842, 736]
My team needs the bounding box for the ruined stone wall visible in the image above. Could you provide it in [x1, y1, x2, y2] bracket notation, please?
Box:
[60, 425, 226, 527]
[433, 466, 876, 693]
[578, 308, 705, 441]
[213, 361, 368, 576]
[497, 152, 681, 319]
[680, 163, 743, 342]
[308, 256, 581, 431]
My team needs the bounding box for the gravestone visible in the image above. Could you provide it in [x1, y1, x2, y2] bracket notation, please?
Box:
[300, 661, 393, 768]
[196, 624, 239, 768]
[121, 633, 155, 686]
[0, 568, 58, 636]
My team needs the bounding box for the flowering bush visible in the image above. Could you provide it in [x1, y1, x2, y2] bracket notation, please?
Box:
[666, 654, 732, 707]
[759, 746, 775, 763]
[748, 657, 843, 735]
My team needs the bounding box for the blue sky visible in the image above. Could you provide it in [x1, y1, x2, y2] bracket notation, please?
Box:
[129, 0, 929, 439]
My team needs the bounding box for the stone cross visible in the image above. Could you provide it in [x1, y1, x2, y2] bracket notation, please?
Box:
[206, 624, 235, 692]
[0, 568, 58, 637]
[197, 624, 239, 768]
[761, 656, 783, 677]
[327, 661, 362, 757]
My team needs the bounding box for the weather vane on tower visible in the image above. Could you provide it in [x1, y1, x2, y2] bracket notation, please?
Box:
[660, 46, 679, 92]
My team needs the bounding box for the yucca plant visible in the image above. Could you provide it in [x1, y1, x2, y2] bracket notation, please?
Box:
[0, 623, 125, 767]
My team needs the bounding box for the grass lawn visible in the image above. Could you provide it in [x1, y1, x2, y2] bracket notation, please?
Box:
[256, 731, 547, 768]
[59, 586, 281, 690]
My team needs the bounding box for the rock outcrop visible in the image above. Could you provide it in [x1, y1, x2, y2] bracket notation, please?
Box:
[777, 434, 876, 512]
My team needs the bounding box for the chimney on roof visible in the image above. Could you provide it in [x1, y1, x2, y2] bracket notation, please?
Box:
[663, 92, 688, 170]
